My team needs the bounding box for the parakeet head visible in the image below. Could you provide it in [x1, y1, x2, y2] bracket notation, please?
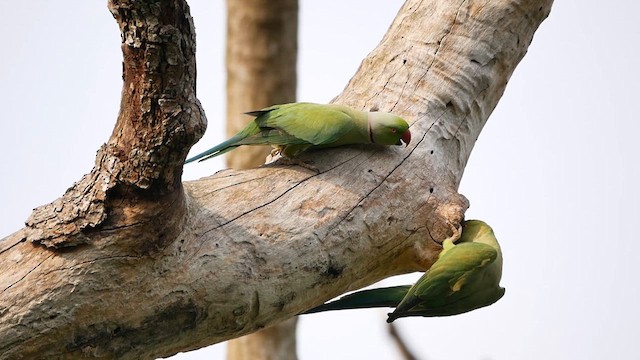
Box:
[368, 112, 411, 146]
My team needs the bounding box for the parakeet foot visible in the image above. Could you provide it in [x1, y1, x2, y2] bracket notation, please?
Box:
[270, 147, 282, 157]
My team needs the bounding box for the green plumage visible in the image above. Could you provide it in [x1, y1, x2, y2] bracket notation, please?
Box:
[185, 102, 411, 163]
[304, 286, 411, 314]
[303, 220, 505, 322]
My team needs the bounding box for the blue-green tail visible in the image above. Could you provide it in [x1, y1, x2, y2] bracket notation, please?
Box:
[303, 285, 410, 314]
[185, 120, 261, 164]
[184, 136, 242, 164]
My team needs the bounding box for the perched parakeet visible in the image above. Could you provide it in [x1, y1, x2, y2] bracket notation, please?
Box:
[304, 220, 505, 322]
[185, 102, 411, 163]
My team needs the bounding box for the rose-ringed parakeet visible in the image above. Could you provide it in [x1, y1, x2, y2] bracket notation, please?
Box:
[185, 102, 411, 163]
[304, 220, 505, 322]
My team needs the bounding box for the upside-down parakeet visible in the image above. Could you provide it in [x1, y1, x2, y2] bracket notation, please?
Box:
[304, 220, 505, 322]
[185, 102, 411, 163]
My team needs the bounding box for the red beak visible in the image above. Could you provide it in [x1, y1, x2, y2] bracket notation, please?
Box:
[401, 130, 411, 146]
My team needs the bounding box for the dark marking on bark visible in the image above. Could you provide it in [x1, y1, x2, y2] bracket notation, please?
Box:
[64, 299, 204, 358]
[325, 262, 344, 278]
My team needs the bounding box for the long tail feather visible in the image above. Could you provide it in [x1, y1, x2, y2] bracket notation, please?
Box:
[303, 286, 410, 314]
[185, 120, 262, 164]
[184, 135, 245, 163]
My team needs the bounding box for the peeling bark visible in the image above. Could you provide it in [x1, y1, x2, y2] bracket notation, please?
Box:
[0, 0, 552, 359]
[23, 0, 206, 249]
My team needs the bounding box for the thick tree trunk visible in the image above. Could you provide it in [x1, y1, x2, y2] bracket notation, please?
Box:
[0, 0, 552, 359]
[224, 0, 299, 359]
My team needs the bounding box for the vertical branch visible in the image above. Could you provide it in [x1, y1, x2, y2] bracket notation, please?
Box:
[108, 0, 205, 189]
[225, 0, 298, 169]
[227, 318, 298, 360]
[23, 0, 206, 250]
[224, 0, 299, 358]
[388, 323, 419, 360]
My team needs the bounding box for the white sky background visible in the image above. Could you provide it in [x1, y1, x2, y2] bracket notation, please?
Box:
[1, 0, 639, 359]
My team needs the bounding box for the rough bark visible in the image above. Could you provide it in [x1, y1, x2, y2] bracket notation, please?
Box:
[0, 0, 552, 359]
[224, 0, 299, 358]
[225, 0, 298, 169]
[23, 0, 205, 250]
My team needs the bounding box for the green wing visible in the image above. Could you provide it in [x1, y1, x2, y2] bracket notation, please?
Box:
[388, 242, 504, 322]
[234, 129, 310, 146]
[412, 242, 497, 298]
[256, 103, 357, 145]
[397, 243, 498, 311]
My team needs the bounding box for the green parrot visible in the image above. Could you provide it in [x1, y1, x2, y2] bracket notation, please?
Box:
[304, 220, 505, 322]
[185, 102, 411, 163]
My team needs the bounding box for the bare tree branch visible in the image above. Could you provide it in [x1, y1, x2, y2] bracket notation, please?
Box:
[0, 0, 552, 359]
[23, 0, 206, 249]
[388, 322, 419, 360]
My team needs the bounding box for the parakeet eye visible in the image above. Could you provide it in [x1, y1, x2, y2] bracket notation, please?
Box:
[391, 128, 397, 133]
